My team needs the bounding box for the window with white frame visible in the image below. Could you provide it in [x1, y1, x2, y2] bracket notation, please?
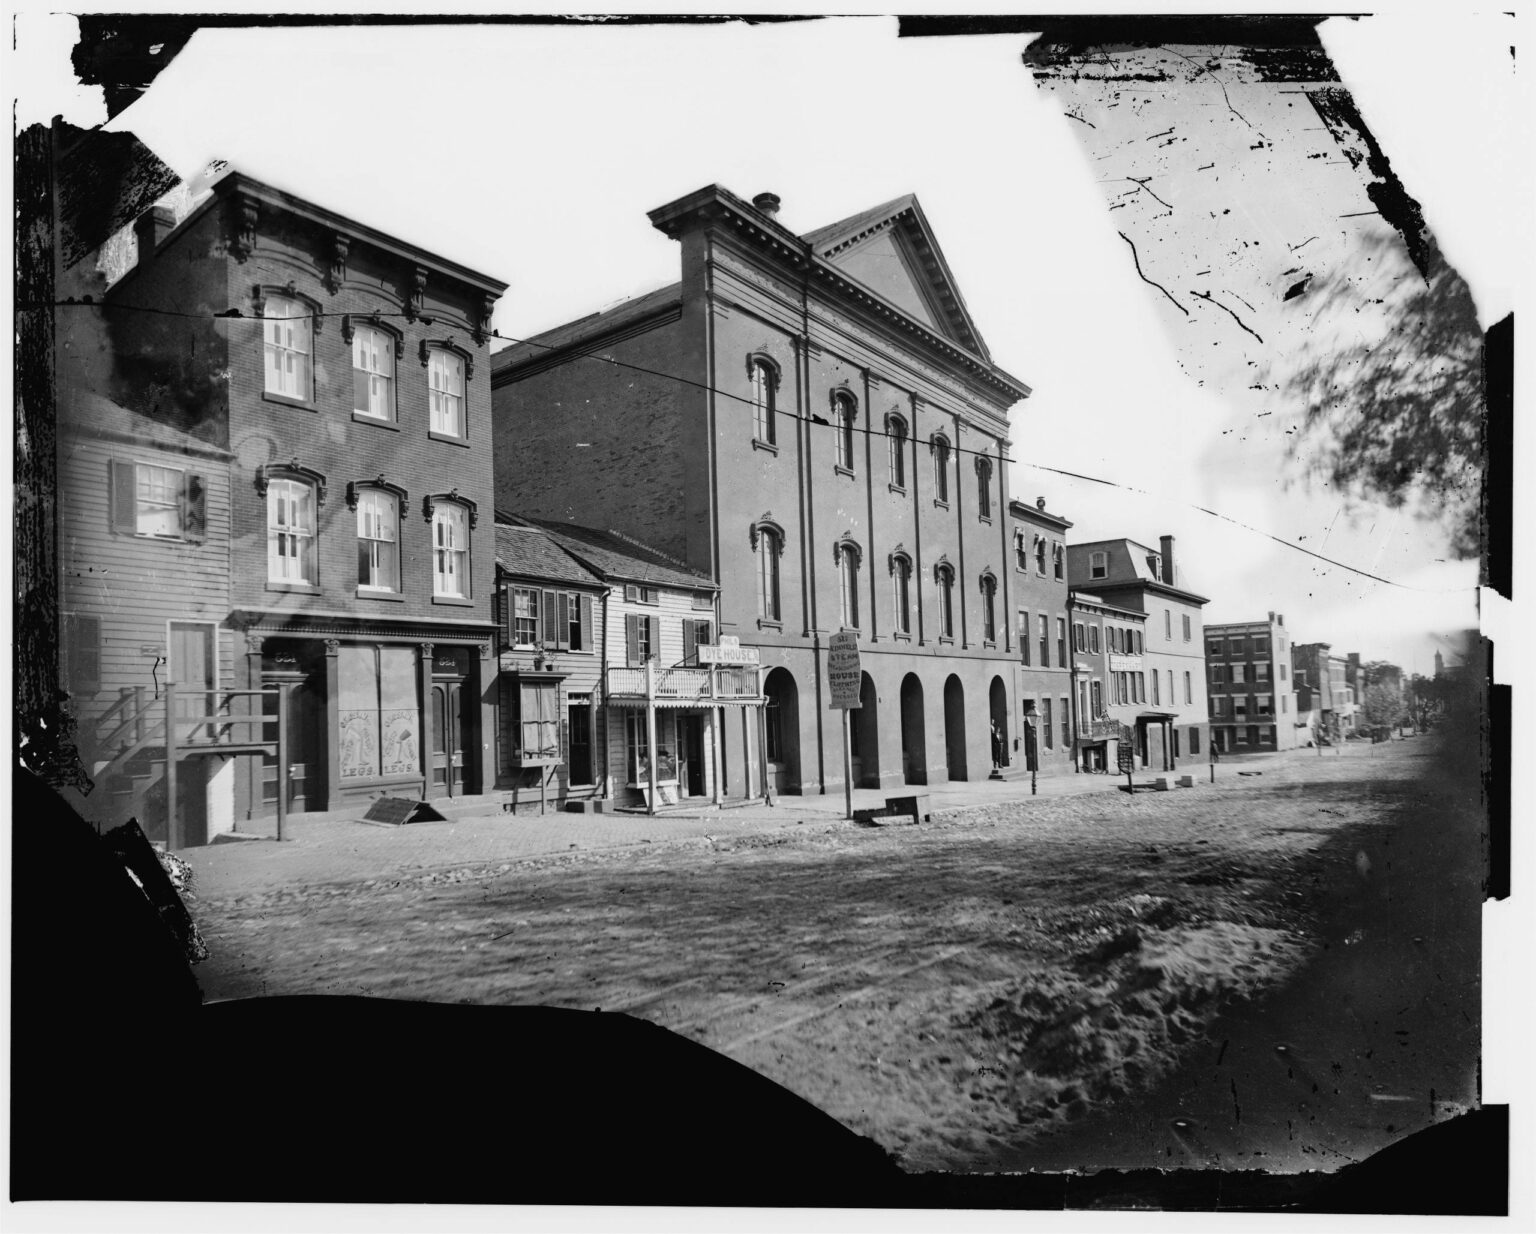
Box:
[839, 544, 860, 630]
[892, 554, 913, 635]
[352, 326, 395, 420]
[751, 357, 777, 445]
[834, 391, 857, 470]
[512, 586, 540, 647]
[1256, 694, 1274, 716]
[267, 477, 317, 584]
[432, 502, 470, 597]
[1090, 550, 1107, 580]
[1037, 613, 1049, 667]
[1212, 696, 1227, 716]
[1057, 616, 1067, 665]
[932, 435, 950, 502]
[428, 348, 466, 438]
[1255, 662, 1271, 681]
[887, 414, 907, 488]
[1232, 662, 1247, 684]
[356, 490, 400, 592]
[938, 565, 956, 639]
[111, 460, 205, 541]
[263, 297, 312, 400]
[1018, 608, 1030, 664]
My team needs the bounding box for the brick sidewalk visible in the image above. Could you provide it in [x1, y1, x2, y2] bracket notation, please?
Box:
[182, 750, 1297, 899]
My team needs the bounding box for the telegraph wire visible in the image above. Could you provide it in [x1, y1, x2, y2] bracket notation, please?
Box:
[38, 297, 1474, 594]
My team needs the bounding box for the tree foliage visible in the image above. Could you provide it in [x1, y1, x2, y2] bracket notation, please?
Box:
[1276, 234, 1484, 559]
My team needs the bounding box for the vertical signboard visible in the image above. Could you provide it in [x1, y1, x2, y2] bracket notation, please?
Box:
[827, 631, 861, 819]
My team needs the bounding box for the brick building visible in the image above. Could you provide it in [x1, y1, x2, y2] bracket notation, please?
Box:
[1066, 535, 1209, 769]
[1204, 613, 1297, 753]
[1292, 642, 1356, 743]
[1066, 592, 1150, 772]
[64, 170, 507, 842]
[1009, 496, 1074, 777]
[491, 187, 1030, 795]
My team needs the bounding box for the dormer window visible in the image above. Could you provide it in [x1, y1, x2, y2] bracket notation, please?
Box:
[1090, 551, 1108, 580]
[1147, 554, 1162, 581]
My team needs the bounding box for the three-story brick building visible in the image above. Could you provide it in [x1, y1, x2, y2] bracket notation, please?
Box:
[1205, 613, 1297, 753]
[75, 171, 507, 838]
[1009, 496, 1074, 777]
[491, 187, 1031, 795]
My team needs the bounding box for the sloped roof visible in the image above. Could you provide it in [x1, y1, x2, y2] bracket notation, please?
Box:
[801, 194, 989, 359]
[501, 514, 713, 591]
[494, 523, 604, 587]
[491, 282, 681, 374]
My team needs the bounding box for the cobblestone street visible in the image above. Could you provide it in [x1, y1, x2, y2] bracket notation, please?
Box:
[189, 740, 1480, 1173]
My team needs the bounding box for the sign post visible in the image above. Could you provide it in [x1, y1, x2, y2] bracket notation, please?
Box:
[827, 631, 862, 821]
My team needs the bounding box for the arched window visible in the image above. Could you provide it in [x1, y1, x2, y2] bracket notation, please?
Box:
[757, 526, 782, 622]
[976, 456, 993, 519]
[887, 413, 907, 488]
[935, 562, 956, 639]
[427, 346, 466, 439]
[891, 552, 913, 636]
[833, 391, 857, 470]
[351, 324, 397, 421]
[430, 500, 471, 598]
[750, 356, 778, 445]
[1053, 541, 1065, 581]
[835, 540, 861, 630]
[932, 434, 951, 504]
[351, 482, 407, 593]
[265, 474, 318, 585]
[980, 573, 998, 643]
[262, 296, 312, 400]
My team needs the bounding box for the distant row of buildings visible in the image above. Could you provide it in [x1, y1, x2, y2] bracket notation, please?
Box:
[40, 129, 1382, 844]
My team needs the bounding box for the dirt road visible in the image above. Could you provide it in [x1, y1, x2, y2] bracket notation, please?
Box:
[194, 740, 1479, 1173]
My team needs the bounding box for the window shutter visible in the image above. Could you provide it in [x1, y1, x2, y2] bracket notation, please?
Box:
[542, 590, 558, 649]
[555, 592, 571, 650]
[682, 620, 697, 665]
[110, 460, 136, 533]
[67, 614, 102, 695]
[578, 594, 594, 652]
[625, 584, 640, 603]
[626, 614, 640, 667]
[183, 473, 207, 542]
[647, 616, 660, 663]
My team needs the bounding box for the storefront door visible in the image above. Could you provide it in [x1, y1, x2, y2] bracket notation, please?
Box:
[431, 681, 466, 796]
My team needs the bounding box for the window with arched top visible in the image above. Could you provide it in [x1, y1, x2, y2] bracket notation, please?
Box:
[263, 470, 322, 586]
[935, 562, 956, 639]
[833, 390, 858, 470]
[262, 296, 313, 401]
[426, 346, 467, 439]
[976, 456, 993, 519]
[1053, 541, 1065, 580]
[351, 324, 398, 421]
[887, 413, 907, 488]
[757, 526, 782, 621]
[932, 435, 951, 504]
[749, 356, 779, 445]
[430, 500, 471, 598]
[835, 540, 861, 631]
[980, 573, 998, 644]
[890, 552, 913, 636]
[349, 481, 408, 593]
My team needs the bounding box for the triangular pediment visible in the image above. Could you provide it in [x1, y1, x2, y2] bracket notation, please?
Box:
[801, 195, 989, 360]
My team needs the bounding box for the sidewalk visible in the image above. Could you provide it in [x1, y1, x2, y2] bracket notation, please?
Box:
[181, 752, 1291, 899]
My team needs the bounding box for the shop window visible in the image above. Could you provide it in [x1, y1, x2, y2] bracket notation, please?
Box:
[338, 644, 419, 782]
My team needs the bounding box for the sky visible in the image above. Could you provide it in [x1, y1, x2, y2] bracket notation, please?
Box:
[11, 11, 1524, 681]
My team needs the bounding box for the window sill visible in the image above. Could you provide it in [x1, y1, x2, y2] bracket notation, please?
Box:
[983, 640, 997, 649]
[937, 635, 954, 645]
[266, 581, 320, 595]
[888, 483, 906, 496]
[833, 464, 855, 479]
[262, 391, 315, 412]
[978, 515, 993, 525]
[892, 631, 912, 643]
[429, 431, 471, 448]
[431, 595, 476, 607]
[933, 498, 949, 510]
[757, 618, 783, 632]
[356, 588, 405, 602]
[751, 438, 779, 455]
[353, 411, 400, 430]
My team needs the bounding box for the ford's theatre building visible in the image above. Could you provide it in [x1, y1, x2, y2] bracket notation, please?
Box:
[492, 187, 1032, 795]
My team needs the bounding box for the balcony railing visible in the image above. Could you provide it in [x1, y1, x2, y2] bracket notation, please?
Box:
[606, 663, 763, 701]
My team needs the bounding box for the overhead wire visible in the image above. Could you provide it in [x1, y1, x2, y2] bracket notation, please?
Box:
[38, 296, 1474, 593]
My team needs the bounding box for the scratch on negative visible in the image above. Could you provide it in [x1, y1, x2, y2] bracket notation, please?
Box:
[1191, 289, 1263, 343]
[1117, 232, 1188, 315]
[1127, 177, 1175, 212]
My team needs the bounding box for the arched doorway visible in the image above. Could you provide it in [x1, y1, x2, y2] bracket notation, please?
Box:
[900, 673, 927, 786]
[943, 675, 967, 781]
[850, 672, 880, 788]
[763, 667, 800, 795]
[989, 676, 1010, 772]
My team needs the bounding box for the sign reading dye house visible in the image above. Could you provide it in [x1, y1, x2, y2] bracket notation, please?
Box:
[827, 631, 862, 709]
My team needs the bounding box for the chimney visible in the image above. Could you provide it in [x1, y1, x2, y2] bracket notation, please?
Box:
[1035, 496, 1046, 510]
[1159, 535, 1174, 586]
[134, 205, 176, 258]
[751, 192, 781, 221]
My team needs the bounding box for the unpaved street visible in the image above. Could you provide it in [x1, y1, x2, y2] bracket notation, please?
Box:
[194, 741, 1480, 1173]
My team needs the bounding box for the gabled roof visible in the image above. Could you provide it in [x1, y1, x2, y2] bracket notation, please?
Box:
[801, 194, 990, 360]
[502, 514, 714, 592]
[494, 523, 604, 588]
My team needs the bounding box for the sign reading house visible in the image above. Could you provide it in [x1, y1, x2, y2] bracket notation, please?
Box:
[827, 631, 862, 709]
